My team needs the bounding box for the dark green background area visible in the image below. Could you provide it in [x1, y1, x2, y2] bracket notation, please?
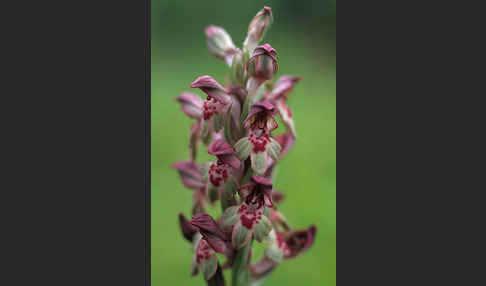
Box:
[151, 1, 335, 285]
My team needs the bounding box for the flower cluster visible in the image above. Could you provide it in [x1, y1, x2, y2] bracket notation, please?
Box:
[173, 7, 316, 286]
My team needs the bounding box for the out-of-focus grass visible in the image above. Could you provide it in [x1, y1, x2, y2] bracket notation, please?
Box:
[151, 2, 335, 285]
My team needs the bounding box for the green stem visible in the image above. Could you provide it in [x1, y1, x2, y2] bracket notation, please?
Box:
[232, 239, 252, 286]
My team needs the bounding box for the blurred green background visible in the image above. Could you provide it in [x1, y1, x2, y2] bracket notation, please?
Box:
[151, 1, 335, 285]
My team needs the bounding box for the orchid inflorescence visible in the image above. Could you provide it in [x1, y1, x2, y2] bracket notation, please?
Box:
[173, 7, 316, 286]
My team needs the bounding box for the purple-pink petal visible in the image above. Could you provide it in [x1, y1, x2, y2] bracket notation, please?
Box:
[284, 225, 317, 259]
[208, 139, 234, 156]
[275, 132, 295, 159]
[172, 161, 205, 190]
[251, 175, 272, 188]
[218, 154, 241, 170]
[252, 43, 277, 60]
[190, 75, 226, 92]
[190, 213, 228, 241]
[176, 92, 204, 119]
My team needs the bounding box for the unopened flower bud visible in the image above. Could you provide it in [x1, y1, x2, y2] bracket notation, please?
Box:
[246, 44, 278, 83]
[243, 6, 273, 54]
[205, 25, 236, 66]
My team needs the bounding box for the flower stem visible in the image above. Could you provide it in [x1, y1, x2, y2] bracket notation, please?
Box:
[232, 239, 252, 286]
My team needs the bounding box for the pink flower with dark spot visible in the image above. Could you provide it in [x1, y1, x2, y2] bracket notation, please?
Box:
[208, 139, 241, 169]
[243, 100, 278, 134]
[207, 139, 240, 187]
[239, 175, 274, 208]
[190, 75, 230, 121]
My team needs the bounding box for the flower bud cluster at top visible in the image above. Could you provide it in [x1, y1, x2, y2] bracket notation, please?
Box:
[172, 6, 317, 286]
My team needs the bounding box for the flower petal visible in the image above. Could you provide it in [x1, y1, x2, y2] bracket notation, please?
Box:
[172, 161, 205, 190]
[190, 213, 227, 241]
[250, 257, 277, 280]
[232, 222, 252, 249]
[175, 92, 204, 119]
[221, 205, 239, 228]
[234, 137, 252, 160]
[274, 132, 295, 159]
[267, 137, 281, 161]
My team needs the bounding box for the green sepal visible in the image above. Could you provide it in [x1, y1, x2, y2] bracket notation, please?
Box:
[234, 137, 251, 161]
[201, 255, 218, 280]
[251, 151, 267, 175]
[232, 238, 252, 286]
[253, 215, 272, 242]
[221, 205, 239, 228]
[232, 222, 251, 249]
[267, 137, 281, 161]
